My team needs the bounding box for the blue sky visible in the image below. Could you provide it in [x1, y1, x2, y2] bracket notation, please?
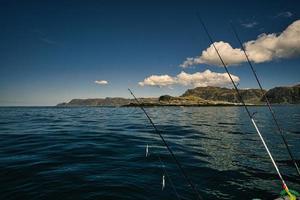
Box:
[0, 0, 299, 106]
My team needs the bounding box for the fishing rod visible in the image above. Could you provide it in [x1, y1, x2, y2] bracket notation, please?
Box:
[197, 17, 296, 199]
[230, 23, 300, 177]
[128, 88, 203, 200]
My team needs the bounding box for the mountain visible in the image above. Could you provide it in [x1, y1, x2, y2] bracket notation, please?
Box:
[57, 98, 130, 107]
[57, 96, 238, 107]
[56, 97, 158, 107]
[263, 84, 300, 104]
[56, 84, 300, 106]
[181, 86, 265, 104]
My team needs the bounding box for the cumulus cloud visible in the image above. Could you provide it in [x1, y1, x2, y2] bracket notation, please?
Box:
[180, 41, 247, 67]
[139, 70, 239, 87]
[95, 80, 108, 85]
[181, 19, 300, 67]
[177, 70, 239, 87]
[245, 19, 300, 62]
[138, 75, 175, 86]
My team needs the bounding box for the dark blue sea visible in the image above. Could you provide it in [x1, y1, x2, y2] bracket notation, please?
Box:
[0, 106, 299, 200]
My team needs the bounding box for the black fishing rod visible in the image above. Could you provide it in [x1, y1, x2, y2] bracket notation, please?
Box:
[230, 23, 300, 176]
[128, 88, 203, 200]
[197, 16, 296, 199]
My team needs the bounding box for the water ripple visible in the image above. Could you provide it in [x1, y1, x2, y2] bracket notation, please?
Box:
[0, 106, 299, 200]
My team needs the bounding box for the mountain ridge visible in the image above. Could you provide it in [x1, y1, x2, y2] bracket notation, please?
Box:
[57, 84, 300, 107]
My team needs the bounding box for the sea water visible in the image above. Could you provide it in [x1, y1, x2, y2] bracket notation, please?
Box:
[0, 106, 299, 200]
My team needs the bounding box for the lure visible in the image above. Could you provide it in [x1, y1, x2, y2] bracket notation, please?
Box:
[162, 174, 165, 191]
[146, 144, 149, 157]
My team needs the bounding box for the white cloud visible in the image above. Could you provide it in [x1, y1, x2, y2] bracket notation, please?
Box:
[180, 41, 246, 67]
[95, 80, 108, 85]
[245, 19, 300, 62]
[138, 75, 175, 86]
[139, 70, 239, 87]
[241, 21, 258, 28]
[181, 19, 300, 67]
[176, 70, 239, 87]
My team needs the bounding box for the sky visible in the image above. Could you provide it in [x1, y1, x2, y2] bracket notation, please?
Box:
[0, 0, 299, 106]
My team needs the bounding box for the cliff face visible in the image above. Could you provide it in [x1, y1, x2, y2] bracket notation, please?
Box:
[181, 86, 265, 103]
[264, 84, 300, 104]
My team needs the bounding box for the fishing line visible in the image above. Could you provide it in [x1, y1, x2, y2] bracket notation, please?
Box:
[157, 153, 182, 199]
[230, 22, 300, 177]
[196, 16, 296, 199]
[128, 88, 203, 200]
[144, 143, 182, 199]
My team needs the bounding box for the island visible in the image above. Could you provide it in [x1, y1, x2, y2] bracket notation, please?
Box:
[57, 84, 300, 107]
